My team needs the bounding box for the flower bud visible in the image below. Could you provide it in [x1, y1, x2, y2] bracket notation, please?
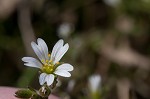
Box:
[39, 85, 51, 98]
[15, 89, 33, 98]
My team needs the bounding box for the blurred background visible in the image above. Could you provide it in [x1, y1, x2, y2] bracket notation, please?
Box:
[0, 0, 150, 99]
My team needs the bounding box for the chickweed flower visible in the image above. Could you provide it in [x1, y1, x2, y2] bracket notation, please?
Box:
[22, 38, 74, 86]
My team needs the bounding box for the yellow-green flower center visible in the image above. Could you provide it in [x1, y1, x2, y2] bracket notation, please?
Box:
[42, 65, 54, 74]
[41, 60, 54, 74]
[41, 54, 60, 74]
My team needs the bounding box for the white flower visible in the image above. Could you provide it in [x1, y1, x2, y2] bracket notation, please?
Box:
[67, 79, 75, 92]
[57, 22, 74, 38]
[22, 38, 74, 86]
[88, 74, 101, 93]
[104, 0, 121, 7]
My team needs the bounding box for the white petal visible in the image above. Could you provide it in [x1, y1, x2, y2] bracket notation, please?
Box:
[37, 38, 49, 60]
[45, 74, 55, 86]
[31, 42, 45, 62]
[39, 73, 47, 85]
[54, 43, 69, 64]
[24, 63, 40, 68]
[56, 63, 73, 71]
[22, 57, 42, 68]
[54, 70, 71, 77]
[51, 39, 64, 62]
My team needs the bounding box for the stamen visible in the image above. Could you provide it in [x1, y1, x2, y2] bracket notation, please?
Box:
[56, 62, 60, 65]
[46, 60, 49, 63]
[48, 54, 51, 57]
[41, 61, 55, 74]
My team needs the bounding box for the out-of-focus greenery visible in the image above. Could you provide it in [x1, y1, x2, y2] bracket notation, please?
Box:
[1, 0, 150, 99]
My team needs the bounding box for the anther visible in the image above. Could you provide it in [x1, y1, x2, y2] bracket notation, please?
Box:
[48, 54, 51, 57]
[56, 62, 60, 65]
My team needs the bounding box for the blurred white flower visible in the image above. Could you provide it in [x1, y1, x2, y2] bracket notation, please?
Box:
[22, 38, 74, 86]
[88, 74, 101, 93]
[67, 79, 76, 92]
[104, 0, 121, 7]
[57, 22, 74, 38]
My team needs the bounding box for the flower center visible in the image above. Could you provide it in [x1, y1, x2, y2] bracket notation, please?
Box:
[41, 60, 54, 74]
[41, 54, 60, 74]
[42, 65, 54, 74]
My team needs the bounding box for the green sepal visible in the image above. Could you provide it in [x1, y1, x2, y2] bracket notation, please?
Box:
[28, 86, 37, 93]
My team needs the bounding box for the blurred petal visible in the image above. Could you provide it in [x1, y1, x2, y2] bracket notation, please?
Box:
[54, 43, 69, 64]
[39, 73, 47, 85]
[51, 39, 64, 61]
[37, 38, 49, 60]
[45, 74, 55, 86]
[88, 75, 101, 92]
[31, 42, 45, 62]
[56, 63, 73, 71]
[22, 57, 42, 68]
[54, 70, 71, 77]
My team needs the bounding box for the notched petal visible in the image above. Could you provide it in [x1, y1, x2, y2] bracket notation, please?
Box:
[45, 74, 55, 86]
[54, 43, 69, 64]
[54, 70, 71, 77]
[39, 73, 47, 85]
[56, 63, 73, 71]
